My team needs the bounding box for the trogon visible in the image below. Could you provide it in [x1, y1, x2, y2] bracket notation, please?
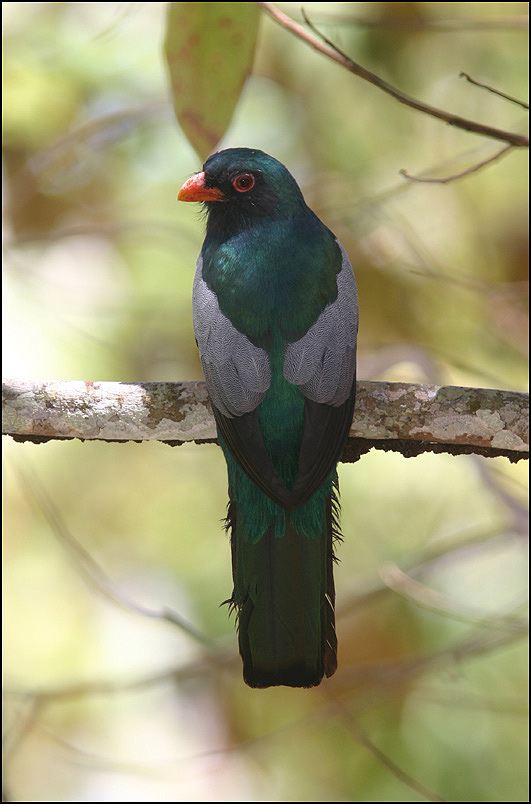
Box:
[178, 148, 358, 688]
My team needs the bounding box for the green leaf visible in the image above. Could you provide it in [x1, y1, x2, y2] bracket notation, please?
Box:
[164, 2, 260, 161]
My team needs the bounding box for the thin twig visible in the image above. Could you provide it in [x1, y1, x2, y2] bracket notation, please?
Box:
[333, 702, 447, 802]
[10, 459, 213, 647]
[410, 684, 528, 716]
[4, 648, 238, 704]
[379, 562, 527, 633]
[254, 3, 528, 147]
[339, 524, 525, 617]
[2, 697, 44, 764]
[337, 624, 527, 698]
[460, 72, 529, 110]
[400, 143, 514, 184]
[310, 13, 529, 32]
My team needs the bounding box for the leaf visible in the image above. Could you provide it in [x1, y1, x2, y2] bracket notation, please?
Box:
[164, 2, 260, 161]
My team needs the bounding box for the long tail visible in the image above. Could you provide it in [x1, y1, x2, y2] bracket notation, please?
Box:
[227, 487, 341, 688]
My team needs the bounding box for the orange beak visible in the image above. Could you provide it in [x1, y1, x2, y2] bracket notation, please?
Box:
[178, 172, 225, 202]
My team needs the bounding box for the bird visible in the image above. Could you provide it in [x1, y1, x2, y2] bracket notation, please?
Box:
[178, 148, 358, 688]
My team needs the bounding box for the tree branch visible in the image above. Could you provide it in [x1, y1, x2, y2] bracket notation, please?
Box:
[399, 143, 514, 184]
[459, 72, 529, 110]
[331, 702, 447, 802]
[255, 2, 529, 148]
[308, 13, 529, 33]
[2, 379, 528, 463]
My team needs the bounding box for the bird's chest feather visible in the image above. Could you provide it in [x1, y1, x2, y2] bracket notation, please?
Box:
[201, 216, 341, 344]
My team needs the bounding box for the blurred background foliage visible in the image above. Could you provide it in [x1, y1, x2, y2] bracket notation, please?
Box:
[2, 2, 528, 801]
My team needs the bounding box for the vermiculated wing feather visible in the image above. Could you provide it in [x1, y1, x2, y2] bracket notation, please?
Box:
[283, 243, 358, 407]
[194, 255, 296, 507]
[284, 242, 358, 504]
[193, 257, 270, 417]
[193, 242, 357, 512]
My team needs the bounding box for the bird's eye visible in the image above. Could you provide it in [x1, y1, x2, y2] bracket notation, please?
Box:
[232, 173, 255, 192]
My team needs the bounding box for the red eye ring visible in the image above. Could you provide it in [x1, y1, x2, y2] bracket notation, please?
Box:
[232, 173, 255, 192]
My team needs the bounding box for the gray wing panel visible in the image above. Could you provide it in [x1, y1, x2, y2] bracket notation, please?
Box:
[192, 257, 271, 418]
[283, 241, 358, 406]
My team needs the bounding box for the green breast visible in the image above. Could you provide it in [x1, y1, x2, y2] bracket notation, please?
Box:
[201, 212, 341, 344]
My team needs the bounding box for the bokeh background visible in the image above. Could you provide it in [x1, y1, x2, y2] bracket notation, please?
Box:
[3, 2, 528, 801]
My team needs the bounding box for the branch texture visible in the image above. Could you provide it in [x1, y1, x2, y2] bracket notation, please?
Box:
[3, 379, 528, 462]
